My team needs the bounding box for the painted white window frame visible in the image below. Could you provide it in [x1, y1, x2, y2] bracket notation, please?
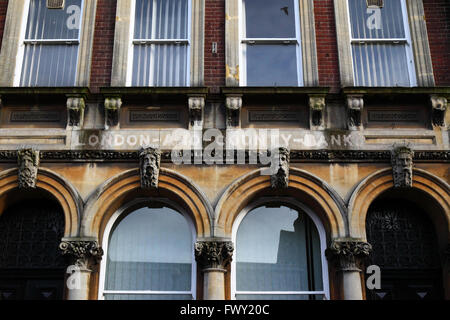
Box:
[14, 0, 85, 87]
[238, 0, 303, 86]
[98, 198, 197, 300]
[347, 0, 417, 87]
[230, 197, 330, 300]
[125, 0, 192, 87]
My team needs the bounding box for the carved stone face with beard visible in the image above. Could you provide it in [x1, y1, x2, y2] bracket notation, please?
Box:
[139, 147, 161, 189]
[270, 147, 290, 189]
[391, 147, 414, 188]
[17, 149, 40, 189]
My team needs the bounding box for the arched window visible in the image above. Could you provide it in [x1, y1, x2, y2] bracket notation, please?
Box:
[232, 200, 329, 300]
[99, 201, 196, 300]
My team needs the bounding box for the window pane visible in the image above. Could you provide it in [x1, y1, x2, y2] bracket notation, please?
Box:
[352, 43, 410, 86]
[244, 0, 296, 38]
[246, 45, 298, 86]
[134, 0, 189, 39]
[105, 206, 192, 293]
[236, 205, 323, 293]
[349, 0, 405, 39]
[20, 44, 78, 86]
[26, 0, 82, 40]
[132, 44, 188, 86]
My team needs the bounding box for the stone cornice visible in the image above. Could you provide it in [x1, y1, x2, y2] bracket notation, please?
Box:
[0, 150, 448, 163]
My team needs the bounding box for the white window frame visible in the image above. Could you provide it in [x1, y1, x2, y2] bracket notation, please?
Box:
[347, 0, 417, 87]
[238, 0, 303, 87]
[98, 198, 197, 300]
[13, 0, 85, 87]
[125, 0, 192, 87]
[231, 197, 330, 300]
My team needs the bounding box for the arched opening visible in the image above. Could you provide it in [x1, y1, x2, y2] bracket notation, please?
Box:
[98, 199, 197, 300]
[365, 190, 445, 300]
[231, 198, 329, 300]
[0, 189, 66, 300]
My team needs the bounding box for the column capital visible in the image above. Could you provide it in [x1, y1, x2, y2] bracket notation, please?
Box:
[59, 239, 104, 271]
[195, 240, 234, 272]
[326, 240, 372, 272]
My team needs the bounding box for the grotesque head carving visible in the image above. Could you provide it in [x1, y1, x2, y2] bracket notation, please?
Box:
[271, 147, 290, 189]
[139, 147, 161, 189]
[17, 148, 40, 189]
[391, 145, 414, 188]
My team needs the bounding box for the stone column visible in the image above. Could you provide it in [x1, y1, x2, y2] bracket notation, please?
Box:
[59, 238, 104, 300]
[326, 240, 372, 300]
[195, 240, 234, 300]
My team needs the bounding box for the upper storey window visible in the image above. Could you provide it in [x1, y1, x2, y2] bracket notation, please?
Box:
[240, 0, 303, 86]
[348, 0, 416, 86]
[129, 0, 191, 86]
[18, 0, 83, 86]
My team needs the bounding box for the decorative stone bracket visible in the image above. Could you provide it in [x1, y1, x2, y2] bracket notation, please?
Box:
[17, 148, 40, 189]
[430, 95, 447, 127]
[104, 96, 123, 129]
[225, 95, 242, 129]
[271, 147, 290, 189]
[188, 96, 205, 129]
[66, 96, 86, 128]
[309, 95, 326, 130]
[346, 95, 364, 131]
[139, 147, 161, 189]
[391, 144, 414, 188]
[195, 240, 234, 272]
[325, 240, 372, 272]
[59, 239, 104, 271]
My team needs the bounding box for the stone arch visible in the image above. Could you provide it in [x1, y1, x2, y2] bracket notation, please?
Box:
[348, 168, 450, 242]
[0, 167, 83, 237]
[214, 168, 347, 239]
[81, 168, 213, 243]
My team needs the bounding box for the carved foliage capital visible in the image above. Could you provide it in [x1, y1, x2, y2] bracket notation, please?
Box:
[271, 147, 290, 189]
[326, 240, 372, 272]
[67, 96, 85, 127]
[59, 240, 104, 271]
[391, 144, 414, 188]
[195, 241, 234, 271]
[17, 148, 40, 189]
[139, 147, 161, 189]
[430, 95, 447, 127]
[105, 97, 123, 128]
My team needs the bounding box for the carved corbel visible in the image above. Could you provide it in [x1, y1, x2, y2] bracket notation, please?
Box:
[66, 96, 85, 127]
[271, 147, 290, 189]
[59, 239, 104, 272]
[226, 95, 242, 128]
[325, 240, 372, 272]
[346, 95, 364, 130]
[195, 240, 234, 272]
[309, 95, 326, 130]
[17, 148, 40, 189]
[430, 95, 447, 127]
[391, 144, 414, 188]
[188, 96, 205, 129]
[104, 96, 122, 129]
[139, 147, 161, 189]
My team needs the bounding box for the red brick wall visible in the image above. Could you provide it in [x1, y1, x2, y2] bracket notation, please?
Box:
[423, 0, 450, 86]
[0, 0, 8, 52]
[89, 0, 117, 91]
[314, 0, 340, 92]
[204, 0, 225, 90]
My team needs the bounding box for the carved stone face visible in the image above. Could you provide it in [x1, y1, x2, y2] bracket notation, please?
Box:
[392, 148, 413, 188]
[139, 148, 161, 189]
[271, 148, 290, 189]
[17, 149, 39, 189]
